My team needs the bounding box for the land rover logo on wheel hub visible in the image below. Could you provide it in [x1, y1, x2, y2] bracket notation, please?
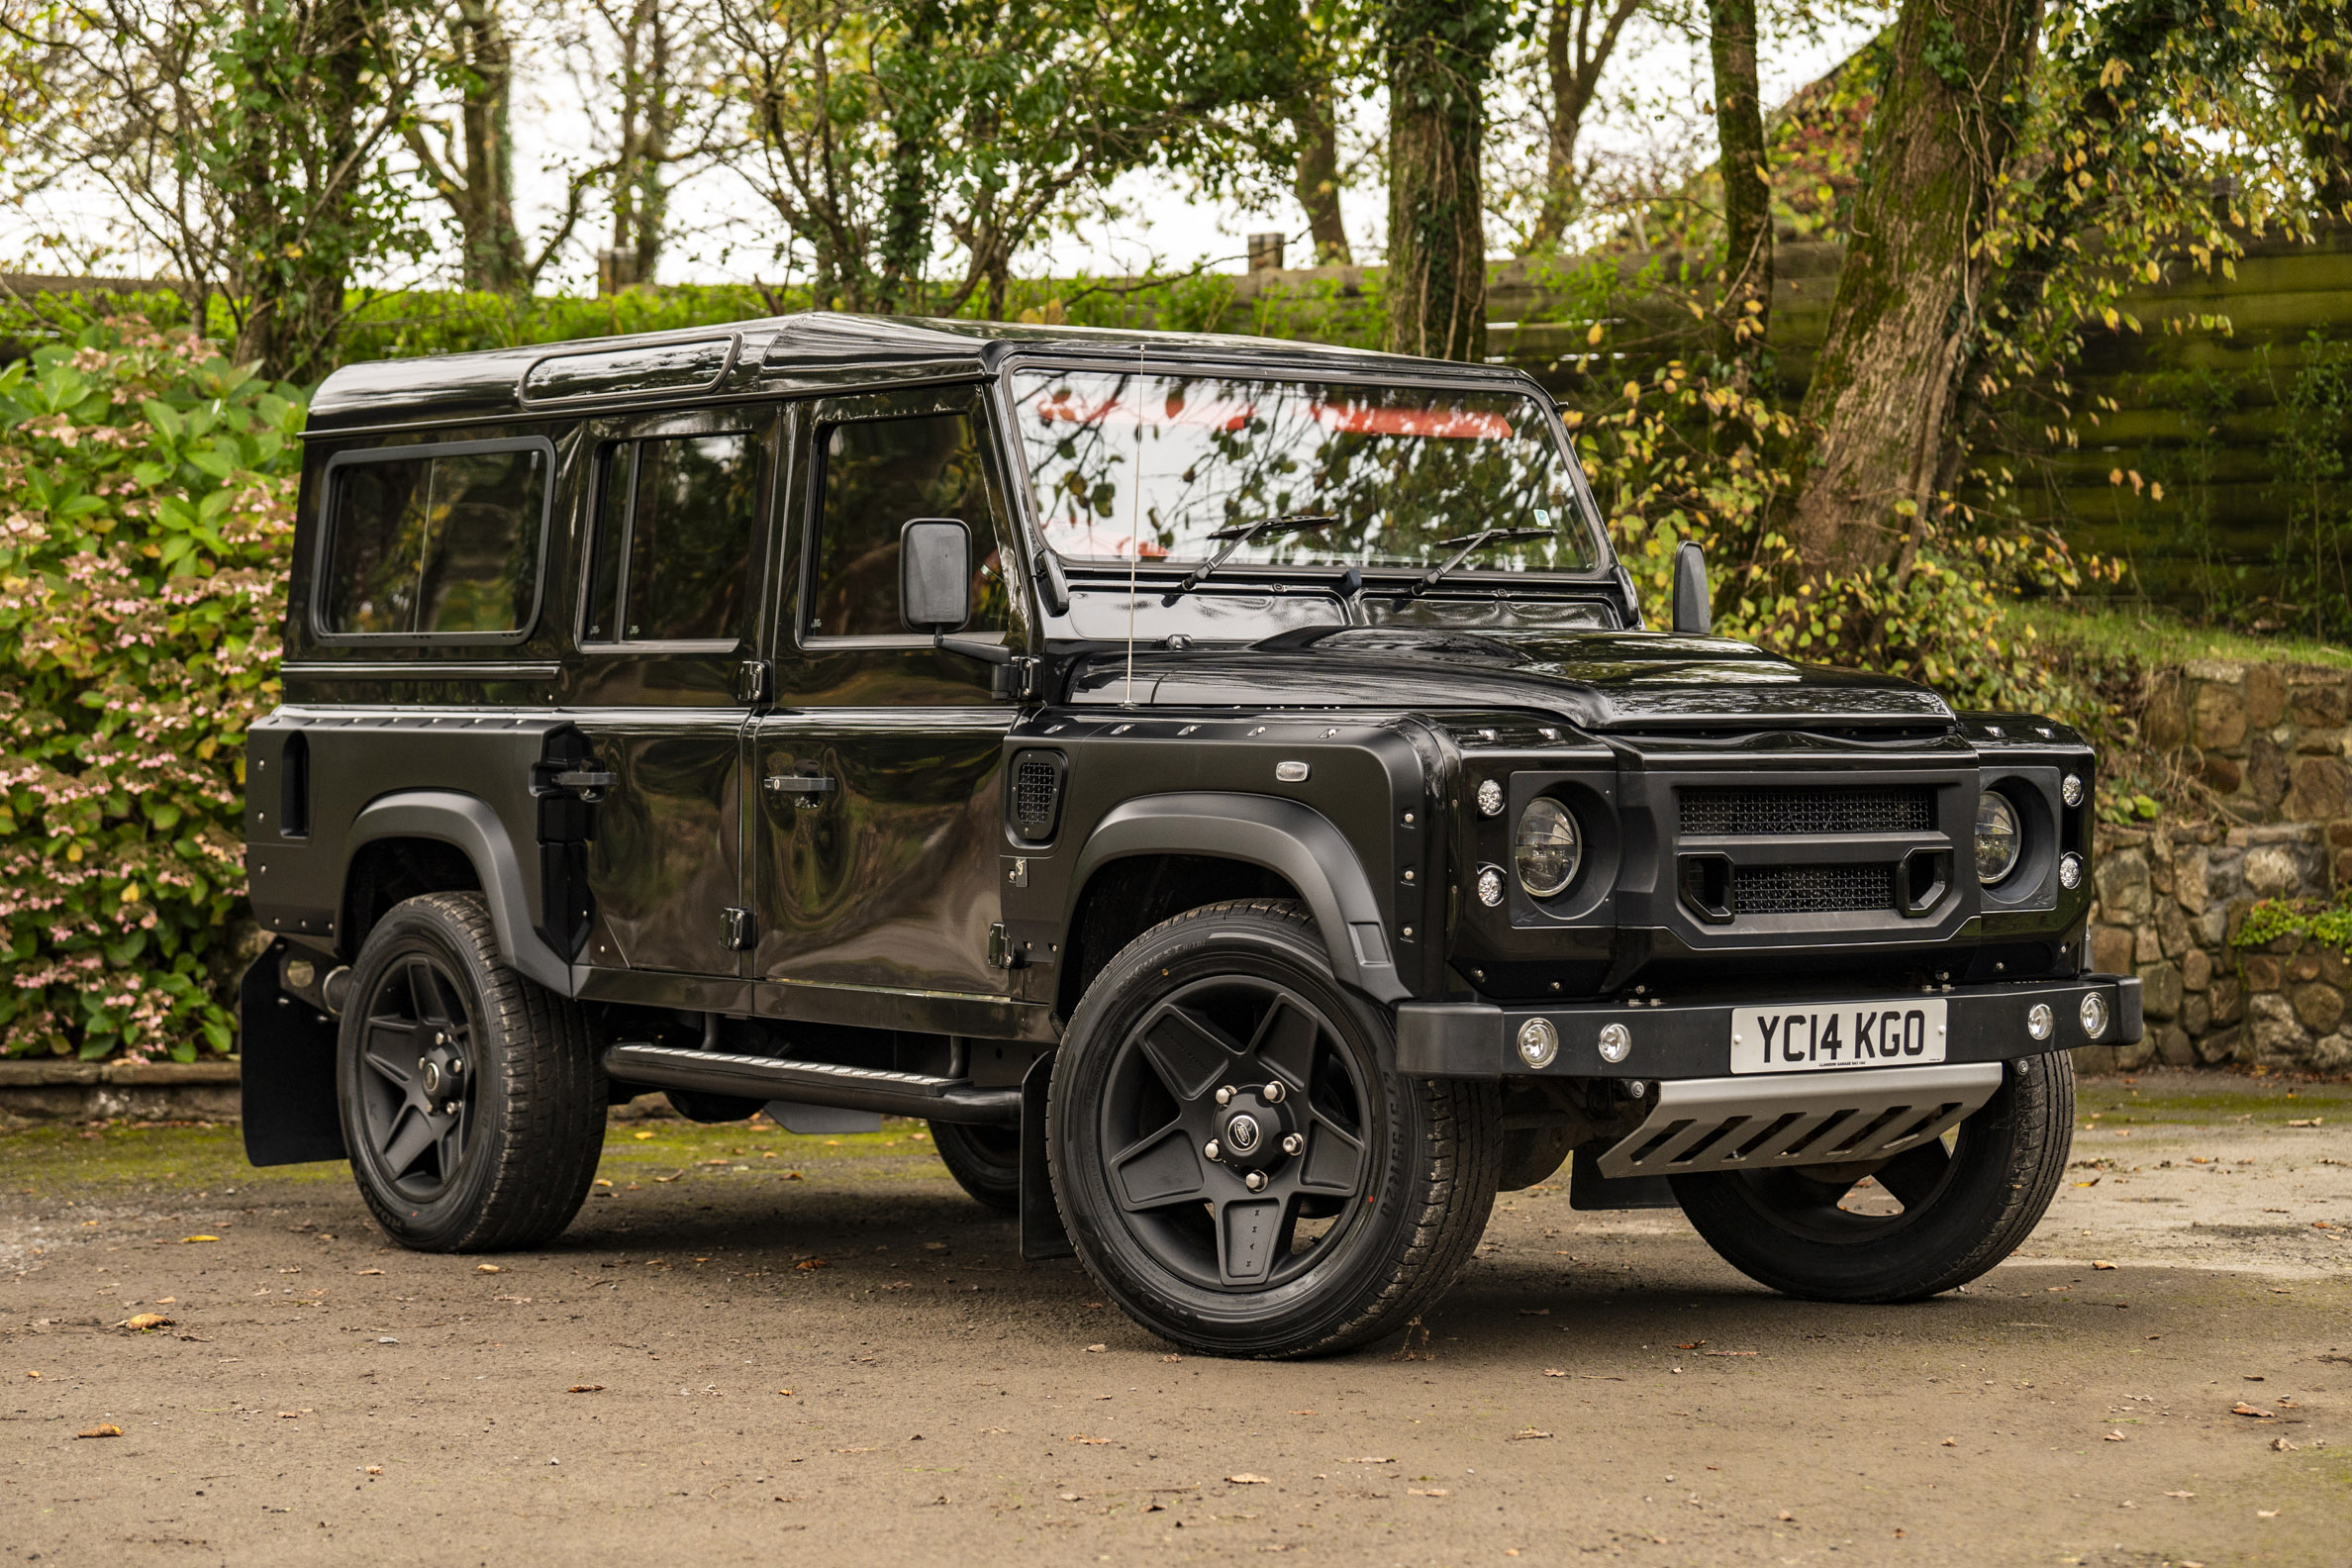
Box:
[1225, 1112, 1263, 1155]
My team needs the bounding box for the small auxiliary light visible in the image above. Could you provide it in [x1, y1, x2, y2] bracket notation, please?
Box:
[1597, 1022, 1633, 1063]
[2026, 1003, 2054, 1041]
[1517, 1019, 1559, 1068]
[2079, 992, 2109, 1039]
[2058, 853, 2084, 890]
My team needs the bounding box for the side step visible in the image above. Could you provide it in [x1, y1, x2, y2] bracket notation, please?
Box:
[603, 1042, 1022, 1127]
[1591, 1062, 2004, 1180]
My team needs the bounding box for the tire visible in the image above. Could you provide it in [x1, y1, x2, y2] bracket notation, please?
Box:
[1049, 899, 1500, 1359]
[336, 892, 605, 1252]
[1671, 1050, 2075, 1303]
[931, 1120, 1022, 1213]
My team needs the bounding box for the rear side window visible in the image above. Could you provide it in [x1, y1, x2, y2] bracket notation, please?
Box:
[583, 433, 761, 644]
[320, 440, 550, 637]
[810, 413, 1008, 639]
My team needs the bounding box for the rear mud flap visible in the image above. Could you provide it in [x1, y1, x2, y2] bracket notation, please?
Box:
[1020, 1052, 1073, 1260]
[240, 939, 348, 1166]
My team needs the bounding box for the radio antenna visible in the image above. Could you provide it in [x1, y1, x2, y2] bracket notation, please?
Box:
[1122, 340, 1144, 708]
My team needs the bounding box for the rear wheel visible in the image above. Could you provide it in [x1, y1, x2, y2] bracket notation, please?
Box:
[931, 1120, 1022, 1212]
[337, 893, 604, 1252]
[1671, 1052, 2074, 1302]
[1050, 900, 1499, 1358]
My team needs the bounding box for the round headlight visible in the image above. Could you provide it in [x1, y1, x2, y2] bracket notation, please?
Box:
[1514, 798, 1582, 900]
[1975, 792, 2021, 884]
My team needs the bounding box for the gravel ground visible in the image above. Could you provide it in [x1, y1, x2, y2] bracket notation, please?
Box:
[2, 1066, 2346, 1567]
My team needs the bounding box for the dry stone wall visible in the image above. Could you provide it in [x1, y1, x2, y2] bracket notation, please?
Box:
[2082, 660, 2352, 1074]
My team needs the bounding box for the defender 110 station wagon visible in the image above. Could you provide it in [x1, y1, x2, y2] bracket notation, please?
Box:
[240, 314, 2140, 1358]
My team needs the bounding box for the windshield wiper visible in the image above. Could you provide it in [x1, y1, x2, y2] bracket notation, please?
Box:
[1168, 513, 1339, 596]
[1409, 527, 1555, 597]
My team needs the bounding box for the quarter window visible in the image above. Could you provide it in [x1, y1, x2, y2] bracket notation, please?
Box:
[584, 433, 761, 643]
[321, 442, 547, 637]
[809, 412, 1008, 638]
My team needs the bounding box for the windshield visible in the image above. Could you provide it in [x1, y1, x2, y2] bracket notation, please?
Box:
[1009, 368, 1601, 573]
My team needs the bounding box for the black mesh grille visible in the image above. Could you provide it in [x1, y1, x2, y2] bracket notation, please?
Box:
[1733, 862, 1895, 915]
[1011, 751, 1063, 839]
[1681, 785, 1934, 836]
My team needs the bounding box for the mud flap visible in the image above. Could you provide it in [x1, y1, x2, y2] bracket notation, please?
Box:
[1020, 1052, 1072, 1260]
[240, 939, 347, 1166]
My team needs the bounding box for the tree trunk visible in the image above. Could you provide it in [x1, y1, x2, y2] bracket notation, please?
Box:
[877, 0, 944, 308]
[1383, 0, 1505, 360]
[2279, 4, 2352, 219]
[1784, 0, 2042, 578]
[1707, 0, 1769, 385]
[1525, 0, 1639, 253]
[608, 0, 670, 285]
[1287, 71, 1351, 263]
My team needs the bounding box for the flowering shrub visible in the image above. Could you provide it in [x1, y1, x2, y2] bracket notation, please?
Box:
[0, 316, 303, 1060]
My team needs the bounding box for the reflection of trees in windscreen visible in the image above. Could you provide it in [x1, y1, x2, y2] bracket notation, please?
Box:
[1017, 372, 1587, 569]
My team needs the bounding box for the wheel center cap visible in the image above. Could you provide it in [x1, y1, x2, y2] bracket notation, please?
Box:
[1224, 1112, 1262, 1154]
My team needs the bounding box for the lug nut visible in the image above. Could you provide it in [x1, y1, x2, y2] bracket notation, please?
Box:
[1281, 1132, 1305, 1156]
[1215, 1086, 1233, 1107]
[447, 1058, 463, 1078]
[442, 1100, 459, 1116]
[1243, 1170, 1268, 1192]
[1262, 1081, 1285, 1104]
[1204, 1139, 1221, 1162]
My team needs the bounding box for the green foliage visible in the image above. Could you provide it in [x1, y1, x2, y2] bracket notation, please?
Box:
[0, 315, 302, 1061]
[2232, 895, 2352, 953]
[2265, 332, 2352, 639]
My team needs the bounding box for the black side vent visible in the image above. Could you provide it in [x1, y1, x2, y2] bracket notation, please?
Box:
[278, 731, 310, 838]
[1681, 785, 1933, 836]
[1010, 749, 1067, 842]
[1733, 863, 1896, 915]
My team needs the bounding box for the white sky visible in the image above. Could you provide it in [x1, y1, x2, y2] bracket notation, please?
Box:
[5, 7, 1882, 293]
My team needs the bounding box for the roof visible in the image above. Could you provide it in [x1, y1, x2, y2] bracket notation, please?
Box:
[302, 310, 1538, 435]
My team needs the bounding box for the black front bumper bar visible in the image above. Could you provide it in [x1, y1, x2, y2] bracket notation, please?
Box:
[1394, 974, 2142, 1080]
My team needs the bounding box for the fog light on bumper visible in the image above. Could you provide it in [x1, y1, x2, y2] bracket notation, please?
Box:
[2079, 991, 2109, 1038]
[1517, 1018, 1559, 1068]
[2026, 1002, 2054, 1040]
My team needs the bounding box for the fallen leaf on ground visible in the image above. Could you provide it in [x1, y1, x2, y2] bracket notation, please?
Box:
[777, 1389, 794, 1397]
[633, 1131, 655, 1140]
[1541, 1368, 1567, 1377]
[1777, 1511, 1796, 1521]
[2231, 1403, 2275, 1418]
[795, 1258, 828, 1270]
[1940, 1438, 1957, 1447]
[1068, 1435, 1111, 1445]
[1084, 1343, 1108, 1353]
[1227, 1473, 1272, 1484]
[1408, 1488, 1449, 1497]
[475, 1263, 502, 1273]
[1341, 1456, 1393, 1464]
[180, 1235, 218, 1243]
[75, 1424, 121, 1439]
[2105, 1431, 2127, 1441]
[784, 1171, 805, 1181]
[122, 1314, 173, 1331]
[567, 1385, 604, 1394]
[2163, 1491, 2194, 1499]
[2258, 1510, 2279, 1519]
[834, 1446, 879, 1454]
[365, 1466, 382, 1475]
[1509, 1428, 1553, 1441]
[24, 1371, 39, 1379]
[653, 1174, 681, 1184]
[2093, 1260, 2116, 1270]
[354, 1268, 383, 1276]
[1675, 1340, 1705, 1349]
[2287, 1118, 2321, 1127]
[1703, 1349, 1758, 1357]
[2271, 1436, 2298, 1451]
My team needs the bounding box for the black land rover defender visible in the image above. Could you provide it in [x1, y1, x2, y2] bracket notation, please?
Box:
[241, 314, 2140, 1358]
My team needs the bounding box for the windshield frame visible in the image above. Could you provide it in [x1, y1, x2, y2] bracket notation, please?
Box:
[988, 350, 1616, 592]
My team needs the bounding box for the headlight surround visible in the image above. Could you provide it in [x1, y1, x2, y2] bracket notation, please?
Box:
[1974, 791, 2022, 885]
[1513, 798, 1582, 900]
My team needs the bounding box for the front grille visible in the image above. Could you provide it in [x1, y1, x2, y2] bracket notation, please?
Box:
[1010, 750, 1065, 840]
[1681, 785, 1934, 836]
[1733, 862, 1894, 915]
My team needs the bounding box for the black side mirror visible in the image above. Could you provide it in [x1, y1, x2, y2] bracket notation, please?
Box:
[1672, 539, 1711, 635]
[900, 518, 972, 634]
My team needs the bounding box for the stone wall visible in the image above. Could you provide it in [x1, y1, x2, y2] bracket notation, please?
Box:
[2083, 659, 2352, 1075]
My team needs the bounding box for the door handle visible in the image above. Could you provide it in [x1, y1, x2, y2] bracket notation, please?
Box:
[764, 773, 836, 802]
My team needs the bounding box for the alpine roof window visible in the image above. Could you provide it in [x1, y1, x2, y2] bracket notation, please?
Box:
[583, 433, 761, 644]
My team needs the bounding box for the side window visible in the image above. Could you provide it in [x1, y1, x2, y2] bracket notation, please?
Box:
[583, 433, 760, 644]
[321, 441, 547, 637]
[809, 412, 1009, 639]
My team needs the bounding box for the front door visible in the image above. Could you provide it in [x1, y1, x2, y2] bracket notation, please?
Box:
[751, 387, 1027, 1009]
[570, 404, 778, 980]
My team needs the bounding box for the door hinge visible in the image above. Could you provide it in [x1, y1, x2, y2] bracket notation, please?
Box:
[720, 907, 756, 951]
[735, 659, 771, 705]
[994, 656, 1043, 703]
[987, 922, 1021, 970]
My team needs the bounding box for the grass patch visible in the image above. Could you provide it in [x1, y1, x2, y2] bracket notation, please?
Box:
[2075, 1074, 2352, 1124]
[2004, 600, 2352, 673]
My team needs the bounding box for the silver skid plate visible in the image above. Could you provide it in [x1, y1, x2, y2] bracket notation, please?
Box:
[1592, 1062, 2005, 1180]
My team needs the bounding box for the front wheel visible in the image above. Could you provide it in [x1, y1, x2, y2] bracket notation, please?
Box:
[337, 892, 605, 1252]
[1671, 1051, 2075, 1302]
[1049, 900, 1500, 1359]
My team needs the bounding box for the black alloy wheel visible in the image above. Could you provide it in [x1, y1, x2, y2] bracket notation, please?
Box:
[1051, 900, 1499, 1358]
[338, 893, 605, 1252]
[1670, 1051, 2075, 1302]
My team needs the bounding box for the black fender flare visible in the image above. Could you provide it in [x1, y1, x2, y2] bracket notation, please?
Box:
[345, 790, 576, 995]
[1065, 792, 1408, 1003]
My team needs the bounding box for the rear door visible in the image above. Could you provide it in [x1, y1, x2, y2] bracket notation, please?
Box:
[570, 404, 778, 979]
[750, 386, 1028, 1005]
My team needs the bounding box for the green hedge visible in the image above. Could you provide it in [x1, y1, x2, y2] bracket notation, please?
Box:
[0, 316, 302, 1060]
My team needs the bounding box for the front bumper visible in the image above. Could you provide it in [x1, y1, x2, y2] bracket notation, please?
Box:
[1394, 974, 2141, 1080]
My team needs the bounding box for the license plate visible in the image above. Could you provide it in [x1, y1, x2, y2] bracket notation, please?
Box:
[1729, 999, 1948, 1074]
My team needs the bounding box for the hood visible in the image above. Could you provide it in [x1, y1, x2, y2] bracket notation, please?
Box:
[1062, 626, 1955, 732]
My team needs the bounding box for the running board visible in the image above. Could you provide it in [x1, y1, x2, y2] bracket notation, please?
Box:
[1592, 1062, 2004, 1180]
[603, 1042, 1022, 1127]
